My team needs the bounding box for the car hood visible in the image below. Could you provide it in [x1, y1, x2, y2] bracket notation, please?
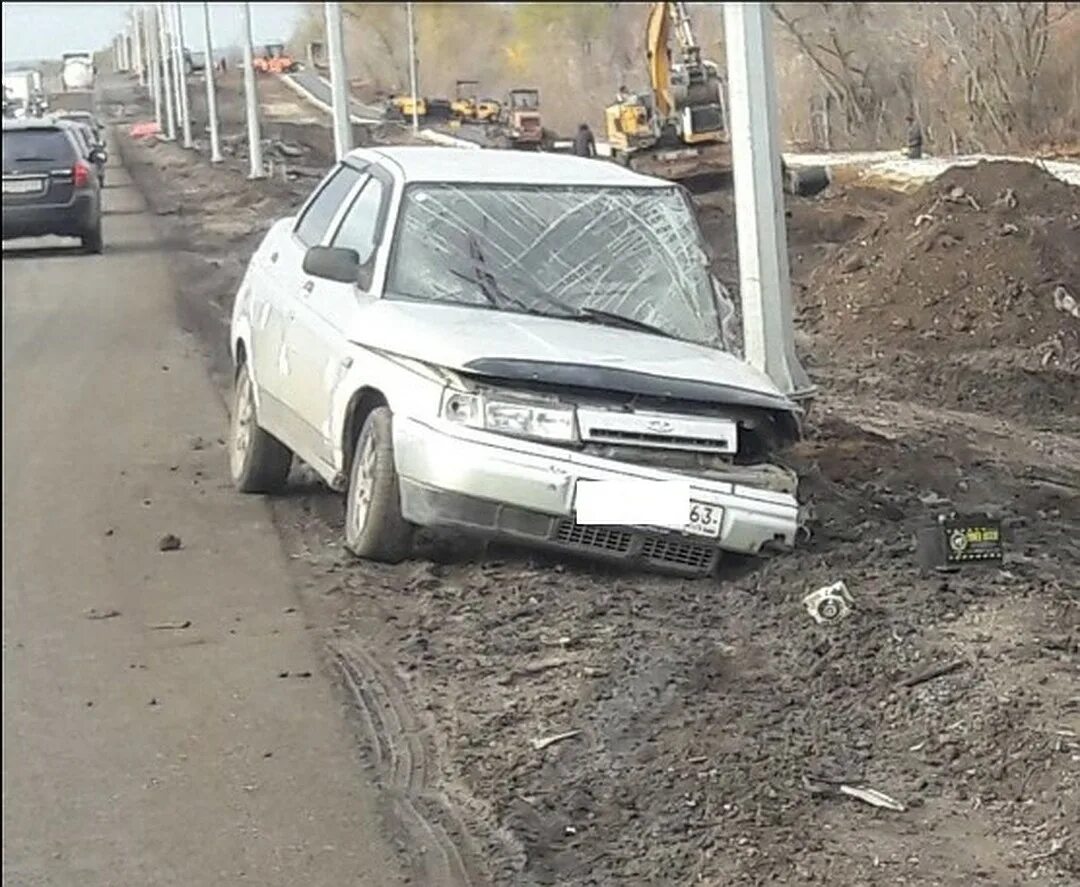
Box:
[349, 300, 796, 412]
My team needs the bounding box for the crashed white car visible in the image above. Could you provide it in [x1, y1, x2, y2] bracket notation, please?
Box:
[229, 147, 802, 575]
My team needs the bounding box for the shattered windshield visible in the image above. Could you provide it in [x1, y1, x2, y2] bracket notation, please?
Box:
[386, 183, 727, 348]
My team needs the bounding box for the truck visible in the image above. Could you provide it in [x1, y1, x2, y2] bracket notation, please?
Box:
[2, 70, 36, 117]
[61, 52, 96, 92]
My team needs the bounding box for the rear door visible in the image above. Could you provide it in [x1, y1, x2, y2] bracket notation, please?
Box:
[257, 161, 364, 464]
[2, 127, 79, 208]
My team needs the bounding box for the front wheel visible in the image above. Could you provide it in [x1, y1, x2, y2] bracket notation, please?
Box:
[229, 360, 293, 493]
[344, 406, 414, 563]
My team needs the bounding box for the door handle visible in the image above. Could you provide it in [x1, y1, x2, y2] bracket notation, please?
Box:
[302, 280, 314, 294]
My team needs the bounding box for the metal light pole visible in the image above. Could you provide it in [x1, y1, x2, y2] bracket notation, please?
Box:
[156, 2, 177, 140]
[405, 1, 420, 134]
[172, 3, 193, 148]
[201, 1, 222, 162]
[324, 1, 352, 160]
[722, 2, 812, 399]
[133, 8, 145, 86]
[148, 5, 163, 128]
[168, 4, 184, 137]
[241, 1, 265, 178]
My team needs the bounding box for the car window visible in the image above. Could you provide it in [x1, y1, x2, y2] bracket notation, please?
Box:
[64, 125, 91, 155]
[330, 175, 386, 268]
[2, 129, 78, 164]
[294, 164, 363, 248]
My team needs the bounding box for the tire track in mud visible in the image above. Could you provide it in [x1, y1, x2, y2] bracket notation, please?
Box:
[332, 637, 526, 887]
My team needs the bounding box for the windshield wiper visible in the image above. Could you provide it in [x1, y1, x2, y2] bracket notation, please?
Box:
[570, 307, 679, 340]
[12, 156, 57, 162]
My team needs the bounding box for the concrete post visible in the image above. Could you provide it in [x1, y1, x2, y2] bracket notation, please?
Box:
[202, 1, 223, 163]
[173, 3, 193, 148]
[324, 1, 352, 160]
[148, 6, 163, 128]
[241, 2, 265, 179]
[406, 1, 419, 134]
[722, 2, 813, 400]
[168, 5, 184, 136]
[132, 9, 145, 85]
[156, 2, 177, 140]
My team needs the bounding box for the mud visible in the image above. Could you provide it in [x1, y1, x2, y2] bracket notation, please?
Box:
[111, 78, 1079, 887]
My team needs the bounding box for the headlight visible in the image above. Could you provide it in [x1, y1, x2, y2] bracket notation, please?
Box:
[441, 390, 577, 442]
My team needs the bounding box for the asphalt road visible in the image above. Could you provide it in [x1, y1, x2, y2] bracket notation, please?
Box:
[2, 147, 406, 885]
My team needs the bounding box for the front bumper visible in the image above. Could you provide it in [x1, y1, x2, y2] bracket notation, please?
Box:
[394, 417, 799, 575]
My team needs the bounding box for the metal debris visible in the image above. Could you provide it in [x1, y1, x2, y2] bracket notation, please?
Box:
[530, 730, 581, 751]
[86, 608, 121, 620]
[1053, 285, 1079, 320]
[803, 581, 854, 624]
[804, 774, 907, 812]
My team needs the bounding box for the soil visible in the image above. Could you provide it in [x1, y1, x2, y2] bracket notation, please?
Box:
[799, 162, 1080, 426]
[110, 76, 1079, 887]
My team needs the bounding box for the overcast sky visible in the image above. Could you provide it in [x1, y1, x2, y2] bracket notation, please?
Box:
[2, 2, 308, 65]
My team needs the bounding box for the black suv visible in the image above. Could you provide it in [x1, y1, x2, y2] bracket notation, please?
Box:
[2, 118, 103, 253]
[57, 118, 107, 186]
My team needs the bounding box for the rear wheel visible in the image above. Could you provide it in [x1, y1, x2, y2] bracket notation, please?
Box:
[81, 219, 103, 254]
[229, 360, 293, 493]
[344, 406, 414, 563]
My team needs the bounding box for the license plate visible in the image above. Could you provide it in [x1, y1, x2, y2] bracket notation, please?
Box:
[3, 178, 45, 195]
[686, 500, 723, 538]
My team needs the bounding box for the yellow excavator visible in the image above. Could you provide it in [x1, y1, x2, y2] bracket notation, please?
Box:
[604, 2, 731, 187]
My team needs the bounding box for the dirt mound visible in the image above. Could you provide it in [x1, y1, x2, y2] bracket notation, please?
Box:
[801, 161, 1080, 420]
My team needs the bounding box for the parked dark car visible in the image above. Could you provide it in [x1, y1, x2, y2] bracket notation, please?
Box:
[2, 118, 104, 253]
[57, 118, 107, 186]
[54, 110, 103, 144]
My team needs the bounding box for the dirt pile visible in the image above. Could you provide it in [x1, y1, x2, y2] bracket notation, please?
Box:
[801, 161, 1080, 421]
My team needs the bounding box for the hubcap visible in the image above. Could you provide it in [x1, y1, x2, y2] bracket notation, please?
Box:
[230, 370, 255, 480]
[347, 433, 377, 540]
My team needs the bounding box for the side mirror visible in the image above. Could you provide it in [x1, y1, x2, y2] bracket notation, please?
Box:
[303, 245, 360, 284]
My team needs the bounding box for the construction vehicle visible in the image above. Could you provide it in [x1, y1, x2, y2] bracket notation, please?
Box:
[603, 2, 730, 187]
[450, 80, 501, 123]
[253, 43, 298, 75]
[487, 88, 548, 151]
[385, 93, 454, 124]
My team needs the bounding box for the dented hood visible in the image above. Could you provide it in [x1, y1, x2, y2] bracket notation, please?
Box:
[350, 300, 796, 412]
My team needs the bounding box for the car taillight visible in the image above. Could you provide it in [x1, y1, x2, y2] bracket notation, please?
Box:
[72, 160, 90, 188]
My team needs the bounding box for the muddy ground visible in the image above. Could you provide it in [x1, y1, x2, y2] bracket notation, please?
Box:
[109, 75, 1078, 887]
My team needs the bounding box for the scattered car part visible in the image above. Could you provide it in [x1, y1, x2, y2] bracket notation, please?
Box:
[803, 581, 854, 624]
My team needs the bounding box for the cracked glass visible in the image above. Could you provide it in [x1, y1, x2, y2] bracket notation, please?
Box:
[386, 183, 736, 349]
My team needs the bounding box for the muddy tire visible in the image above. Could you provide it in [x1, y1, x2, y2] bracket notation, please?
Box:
[344, 406, 414, 564]
[229, 360, 292, 494]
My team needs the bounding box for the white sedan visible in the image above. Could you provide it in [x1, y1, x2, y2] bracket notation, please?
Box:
[229, 146, 803, 576]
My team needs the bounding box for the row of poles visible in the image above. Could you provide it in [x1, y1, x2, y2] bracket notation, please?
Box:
[112, 5, 808, 396]
[112, 3, 423, 179]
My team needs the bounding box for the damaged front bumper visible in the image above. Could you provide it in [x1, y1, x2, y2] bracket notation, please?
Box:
[394, 417, 800, 575]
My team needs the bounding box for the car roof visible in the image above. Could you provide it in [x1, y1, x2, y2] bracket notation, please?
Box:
[352, 146, 670, 188]
[3, 117, 69, 132]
